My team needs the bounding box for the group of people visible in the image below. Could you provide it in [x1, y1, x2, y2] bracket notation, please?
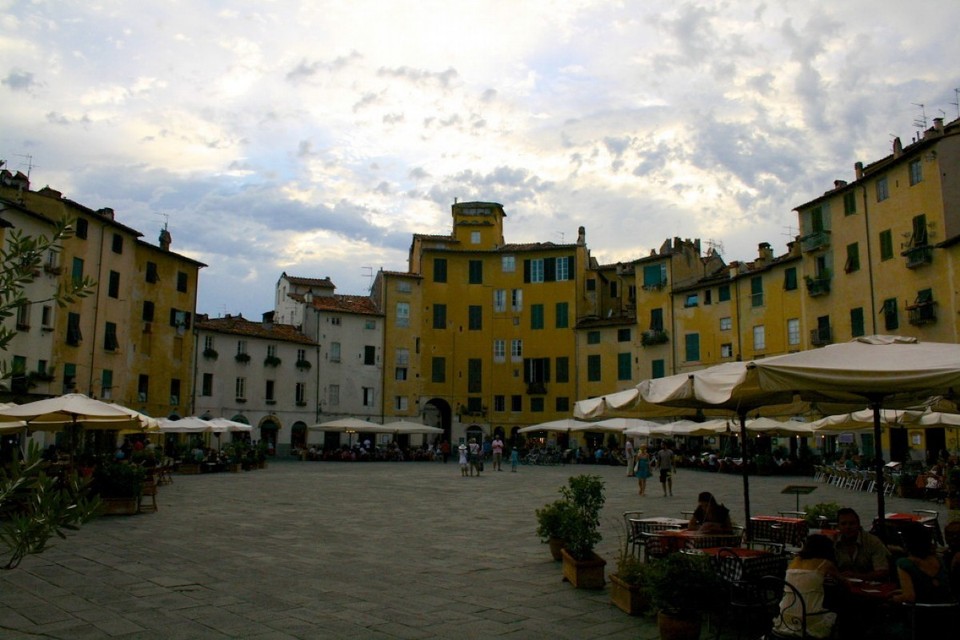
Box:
[777, 508, 960, 638]
[629, 441, 676, 497]
[457, 435, 513, 476]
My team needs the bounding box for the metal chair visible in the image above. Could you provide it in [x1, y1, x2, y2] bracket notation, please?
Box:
[901, 601, 960, 640]
[622, 510, 644, 557]
[762, 575, 837, 639]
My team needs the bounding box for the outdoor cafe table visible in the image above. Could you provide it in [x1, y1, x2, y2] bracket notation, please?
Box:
[650, 529, 744, 555]
[697, 546, 789, 582]
[751, 515, 808, 547]
[882, 511, 944, 544]
[630, 516, 687, 533]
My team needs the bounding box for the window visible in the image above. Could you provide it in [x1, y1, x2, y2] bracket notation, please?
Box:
[296, 382, 306, 405]
[362, 387, 374, 407]
[511, 288, 523, 311]
[468, 359, 482, 393]
[493, 339, 505, 362]
[267, 345, 278, 359]
[718, 284, 730, 302]
[850, 307, 865, 338]
[364, 345, 376, 365]
[177, 271, 188, 293]
[432, 304, 446, 329]
[107, 271, 120, 298]
[433, 258, 447, 283]
[753, 325, 766, 351]
[910, 214, 929, 246]
[66, 312, 82, 345]
[431, 357, 445, 383]
[642, 263, 666, 289]
[265, 380, 275, 402]
[470, 231, 481, 244]
[556, 397, 570, 412]
[395, 396, 408, 411]
[528, 258, 544, 283]
[202, 373, 213, 396]
[587, 355, 601, 382]
[494, 395, 505, 412]
[610, 281, 618, 298]
[617, 328, 631, 342]
[328, 384, 339, 406]
[61, 363, 76, 394]
[523, 357, 550, 386]
[330, 342, 341, 362]
[237, 339, 247, 355]
[511, 395, 522, 412]
[395, 366, 407, 381]
[168, 379, 180, 405]
[468, 305, 482, 330]
[137, 373, 148, 401]
[556, 356, 569, 383]
[879, 229, 894, 260]
[586, 278, 596, 291]
[530, 304, 544, 330]
[617, 353, 631, 381]
[493, 289, 506, 312]
[169, 308, 191, 330]
[468, 260, 483, 284]
[721, 343, 733, 358]
[652, 359, 665, 379]
[15, 302, 29, 329]
[649, 308, 664, 332]
[396, 302, 409, 327]
[96, 369, 112, 400]
[104, 322, 119, 351]
[71, 257, 84, 285]
[876, 176, 889, 202]
[684, 293, 698, 307]
[530, 397, 544, 412]
[845, 243, 860, 273]
[787, 318, 801, 346]
[843, 191, 857, 215]
[146, 261, 158, 283]
[882, 298, 899, 331]
[555, 302, 568, 328]
[704, 289, 712, 305]
[330, 317, 341, 326]
[784, 267, 798, 291]
[720, 317, 732, 331]
[510, 339, 522, 361]
[397, 280, 411, 293]
[502, 255, 515, 272]
[556, 256, 571, 281]
[394, 348, 409, 367]
[684, 333, 700, 362]
[750, 276, 763, 307]
[74, 218, 88, 239]
[909, 158, 922, 186]
[587, 331, 600, 344]
[204, 336, 216, 351]
[111, 233, 123, 254]
[235, 377, 246, 400]
[41, 305, 52, 328]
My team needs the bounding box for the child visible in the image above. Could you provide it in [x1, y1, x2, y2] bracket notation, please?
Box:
[510, 447, 519, 472]
[458, 443, 469, 477]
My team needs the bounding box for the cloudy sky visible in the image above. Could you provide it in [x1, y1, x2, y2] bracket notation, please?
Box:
[2, 1, 959, 319]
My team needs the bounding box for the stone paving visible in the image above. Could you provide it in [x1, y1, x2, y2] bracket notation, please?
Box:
[0, 459, 947, 639]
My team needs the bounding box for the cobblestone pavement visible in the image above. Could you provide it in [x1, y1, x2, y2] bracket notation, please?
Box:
[0, 459, 946, 639]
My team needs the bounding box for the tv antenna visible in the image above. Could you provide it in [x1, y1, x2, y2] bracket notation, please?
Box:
[782, 224, 799, 241]
[13, 154, 36, 178]
[951, 88, 959, 120]
[154, 212, 170, 230]
[361, 265, 373, 290]
[912, 103, 927, 131]
[704, 238, 725, 256]
[556, 231, 565, 243]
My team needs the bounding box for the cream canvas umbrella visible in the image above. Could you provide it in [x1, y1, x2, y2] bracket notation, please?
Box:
[753, 335, 960, 528]
[206, 417, 254, 433]
[309, 417, 390, 446]
[0, 394, 142, 430]
[517, 418, 593, 434]
[157, 416, 215, 433]
[382, 420, 444, 435]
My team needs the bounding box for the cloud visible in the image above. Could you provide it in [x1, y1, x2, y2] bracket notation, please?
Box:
[2, 69, 35, 91]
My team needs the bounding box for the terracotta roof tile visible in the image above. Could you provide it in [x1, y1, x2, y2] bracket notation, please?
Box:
[310, 294, 382, 316]
[285, 275, 335, 288]
[195, 315, 317, 345]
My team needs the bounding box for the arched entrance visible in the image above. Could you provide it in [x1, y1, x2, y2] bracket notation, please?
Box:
[291, 421, 307, 450]
[423, 398, 453, 443]
[465, 424, 485, 445]
[259, 417, 280, 456]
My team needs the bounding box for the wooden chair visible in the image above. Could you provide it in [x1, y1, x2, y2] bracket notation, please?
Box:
[138, 476, 158, 513]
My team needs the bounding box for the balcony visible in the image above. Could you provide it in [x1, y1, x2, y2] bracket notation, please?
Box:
[641, 329, 669, 347]
[801, 230, 830, 252]
[907, 301, 937, 326]
[642, 279, 667, 291]
[810, 326, 833, 347]
[804, 274, 831, 297]
[903, 244, 933, 269]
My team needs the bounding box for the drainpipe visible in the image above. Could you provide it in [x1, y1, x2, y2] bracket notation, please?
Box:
[87, 222, 106, 396]
[859, 183, 878, 333]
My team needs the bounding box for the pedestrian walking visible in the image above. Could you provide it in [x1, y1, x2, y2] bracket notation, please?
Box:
[654, 441, 674, 496]
[510, 447, 519, 472]
[492, 434, 504, 471]
[458, 443, 468, 477]
[624, 439, 635, 476]
[634, 446, 652, 496]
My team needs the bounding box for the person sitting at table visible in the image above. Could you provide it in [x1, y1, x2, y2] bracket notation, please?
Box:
[688, 491, 732, 534]
[833, 507, 890, 581]
[943, 521, 960, 599]
[775, 534, 839, 639]
[889, 522, 953, 604]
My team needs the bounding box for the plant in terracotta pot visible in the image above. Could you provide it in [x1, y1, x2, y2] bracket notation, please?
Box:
[609, 535, 650, 615]
[643, 551, 724, 640]
[92, 462, 145, 515]
[557, 474, 606, 589]
[536, 499, 572, 561]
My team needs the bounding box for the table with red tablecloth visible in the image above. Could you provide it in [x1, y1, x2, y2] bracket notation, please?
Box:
[750, 515, 808, 547]
[649, 529, 744, 555]
[879, 512, 944, 545]
[698, 546, 789, 582]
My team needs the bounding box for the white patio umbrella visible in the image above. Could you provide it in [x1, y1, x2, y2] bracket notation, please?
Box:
[206, 417, 253, 433]
[517, 418, 593, 433]
[744, 417, 816, 437]
[594, 417, 662, 435]
[382, 420, 443, 435]
[753, 335, 960, 528]
[309, 417, 390, 446]
[648, 419, 731, 437]
[158, 416, 215, 433]
[0, 393, 143, 430]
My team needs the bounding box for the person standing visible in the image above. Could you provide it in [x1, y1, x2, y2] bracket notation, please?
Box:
[468, 438, 482, 476]
[510, 447, 519, 472]
[491, 434, 504, 471]
[633, 446, 651, 496]
[654, 441, 674, 496]
[457, 443, 469, 477]
[624, 439, 635, 476]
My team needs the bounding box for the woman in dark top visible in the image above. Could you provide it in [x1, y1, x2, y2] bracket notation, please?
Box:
[688, 491, 732, 534]
[890, 522, 952, 604]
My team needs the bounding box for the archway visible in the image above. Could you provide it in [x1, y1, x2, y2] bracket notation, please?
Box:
[259, 417, 280, 456]
[291, 421, 307, 450]
[423, 398, 453, 443]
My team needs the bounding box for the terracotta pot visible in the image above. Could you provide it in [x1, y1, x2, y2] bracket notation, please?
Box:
[657, 611, 701, 640]
[609, 573, 647, 615]
[561, 548, 606, 589]
[97, 497, 138, 516]
[548, 537, 564, 561]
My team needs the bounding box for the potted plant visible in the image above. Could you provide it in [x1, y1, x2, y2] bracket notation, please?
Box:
[263, 355, 282, 367]
[803, 501, 841, 529]
[535, 499, 572, 561]
[92, 462, 145, 515]
[557, 474, 606, 589]
[609, 538, 649, 615]
[202, 347, 218, 360]
[295, 358, 312, 371]
[235, 352, 251, 364]
[643, 552, 724, 640]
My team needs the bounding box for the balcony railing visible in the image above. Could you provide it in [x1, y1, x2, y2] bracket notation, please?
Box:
[805, 275, 831, 297]
[642, 279, 667, 291]
[907, 302, 937, 326]
[810, 327, 833, 346]
[801, 230, 830, 252]
[641, 329, 669, 347]
[903, 244, 933, 269]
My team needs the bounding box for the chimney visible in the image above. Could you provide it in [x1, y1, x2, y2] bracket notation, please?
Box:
[159, 228, 172, 251]
[833, 180, 847, 190]
[262, 311, 274, 329]
[934, 118, 944, 135]
[893, 137, 903, 158]
[757, 242, 773, 263]
[97, 207, 114, 220]
[854, 161, 864, 180]
[577, 226, 586, 245]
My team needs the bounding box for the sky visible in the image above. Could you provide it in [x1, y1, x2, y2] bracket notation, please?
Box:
[2, 0, 959, 320]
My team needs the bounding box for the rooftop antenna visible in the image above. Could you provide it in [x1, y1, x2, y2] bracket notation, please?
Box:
[13, 154, 36, 178]
[912, 103, 927, 132]
[782, 224, 799, 241]
[153, 212, 170, 230]
[361, 265, 373, 290]
[556, 231, 565, 243]
[951, 89, 959, 120]
[704, 238, 725, 256]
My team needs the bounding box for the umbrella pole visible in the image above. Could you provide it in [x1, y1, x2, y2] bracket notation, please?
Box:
[739, 411, 752, 541]
[870, 399, 886, 539]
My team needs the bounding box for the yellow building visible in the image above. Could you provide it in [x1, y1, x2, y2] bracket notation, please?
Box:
[0, 170, 204, 421]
